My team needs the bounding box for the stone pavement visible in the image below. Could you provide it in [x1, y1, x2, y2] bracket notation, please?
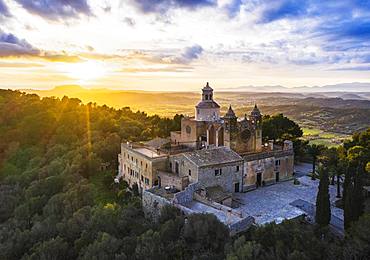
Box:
[234, 175, 344, 231]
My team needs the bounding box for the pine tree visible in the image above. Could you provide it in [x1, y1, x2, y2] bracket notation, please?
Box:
[315, 166, 331, 227]
[307, 144, 324, 180]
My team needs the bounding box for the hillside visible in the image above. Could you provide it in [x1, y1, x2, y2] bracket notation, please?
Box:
[24, 86, 370, 137]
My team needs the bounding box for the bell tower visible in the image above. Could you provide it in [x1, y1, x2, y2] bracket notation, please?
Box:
[195, 82, 220, 121]
[202, 82, 213, 101]
[250, 104, 262, 151]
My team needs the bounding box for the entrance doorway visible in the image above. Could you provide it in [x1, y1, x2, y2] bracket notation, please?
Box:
[276, 172, 280, 182]
[256, 172, 262, 187]
[234, 182, 240, 192]
[175, 162, 179, 174]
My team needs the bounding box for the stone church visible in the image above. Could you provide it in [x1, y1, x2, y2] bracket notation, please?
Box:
[117, 82, 294, 232]
[171, 82, 262, 154]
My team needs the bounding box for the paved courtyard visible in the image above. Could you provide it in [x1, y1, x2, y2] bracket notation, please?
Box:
[187, 201, 243, 225]
[234, 173, 344, 231]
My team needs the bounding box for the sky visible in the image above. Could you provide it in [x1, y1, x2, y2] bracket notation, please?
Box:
[0, 0, 369, 91]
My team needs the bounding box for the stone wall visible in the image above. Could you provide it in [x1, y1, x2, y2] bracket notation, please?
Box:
[193, 192, 243, 218]
[229, 216, 254, 236]
[142, 190, 172, 221]
[243, 150, 294, 189]
[198, 162, 244, 193]
[173, 182, 199, 205]
[169, 154, 199, 183]
[157, 171, 189, 191]
[143, 183, 254, 236]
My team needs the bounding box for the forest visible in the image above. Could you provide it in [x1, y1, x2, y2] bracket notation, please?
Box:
[0, 89, 369, 260]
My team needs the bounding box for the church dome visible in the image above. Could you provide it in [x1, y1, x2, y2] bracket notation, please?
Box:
[195, 82, 221, 121]
[203, 82, 213, 91]
[196, 100, 220, 109]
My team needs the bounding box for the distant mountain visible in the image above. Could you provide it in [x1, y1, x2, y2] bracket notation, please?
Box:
[224, 82, 370, 93]
[21, 84, 370, 134]
[339, 93, 364, 100]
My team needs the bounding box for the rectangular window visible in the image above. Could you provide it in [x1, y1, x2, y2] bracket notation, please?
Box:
[189, 169, 192, 176]
[236, 165, 239, 172]
[215, 169, 222, 176]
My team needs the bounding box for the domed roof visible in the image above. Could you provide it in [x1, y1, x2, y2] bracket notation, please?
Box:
[202, 82, 213, 91]
[224, 105, 237, 118]
[196, 100, 220, 108]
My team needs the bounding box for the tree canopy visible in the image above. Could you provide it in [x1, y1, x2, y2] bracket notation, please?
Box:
[0, 90, 369, 259]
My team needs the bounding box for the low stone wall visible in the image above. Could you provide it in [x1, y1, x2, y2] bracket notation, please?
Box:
[142, 190, 172, 221]
[229, 216, 254, 236]
[264, 179, 276, 186]
[243, 184, 256, 192]
[143, 186, 254, 236]
[173, 182, 199, 205]
[193, 192, 243, 218]
[280, 175, 294, 182]
[175, 204, 196, 215]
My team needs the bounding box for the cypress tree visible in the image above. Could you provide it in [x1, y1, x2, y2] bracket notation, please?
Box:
[353, 164, 364, 222]
[343, 168, 354, 230]
[316, 166, 331, 227]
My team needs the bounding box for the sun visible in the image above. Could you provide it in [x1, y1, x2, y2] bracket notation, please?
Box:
[59, 60, 108, 82]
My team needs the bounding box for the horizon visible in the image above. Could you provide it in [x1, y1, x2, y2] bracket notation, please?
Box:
[7, 82, 370, 94]
[1, 1, 370, 91]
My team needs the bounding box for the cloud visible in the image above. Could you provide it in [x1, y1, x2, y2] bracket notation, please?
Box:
[123, 17, 136, 27]
[0, 61, 44, 68]
[159, 44, 204, 64]
[178, 44, 204, 63]
[41, 53, 83, 63]
[330, 66, 370, 71]
[0, 31, 40, 56]
[318, 19, 370, 42]
[259, 0, 309, 23]
[130, 0, 216, 14]
[223, 0, 243, 18]
[121, 65, 193, 73]
[128, 45, 204, 65]
[0, 30, 83, 62]
[15, 0, 92, 20]
[0, 0, 10, 17]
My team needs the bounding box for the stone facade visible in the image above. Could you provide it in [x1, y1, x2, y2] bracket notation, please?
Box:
[117, 82, 295, 234]
[118, 82, 294, 195]
[118, 143, 168, 192]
